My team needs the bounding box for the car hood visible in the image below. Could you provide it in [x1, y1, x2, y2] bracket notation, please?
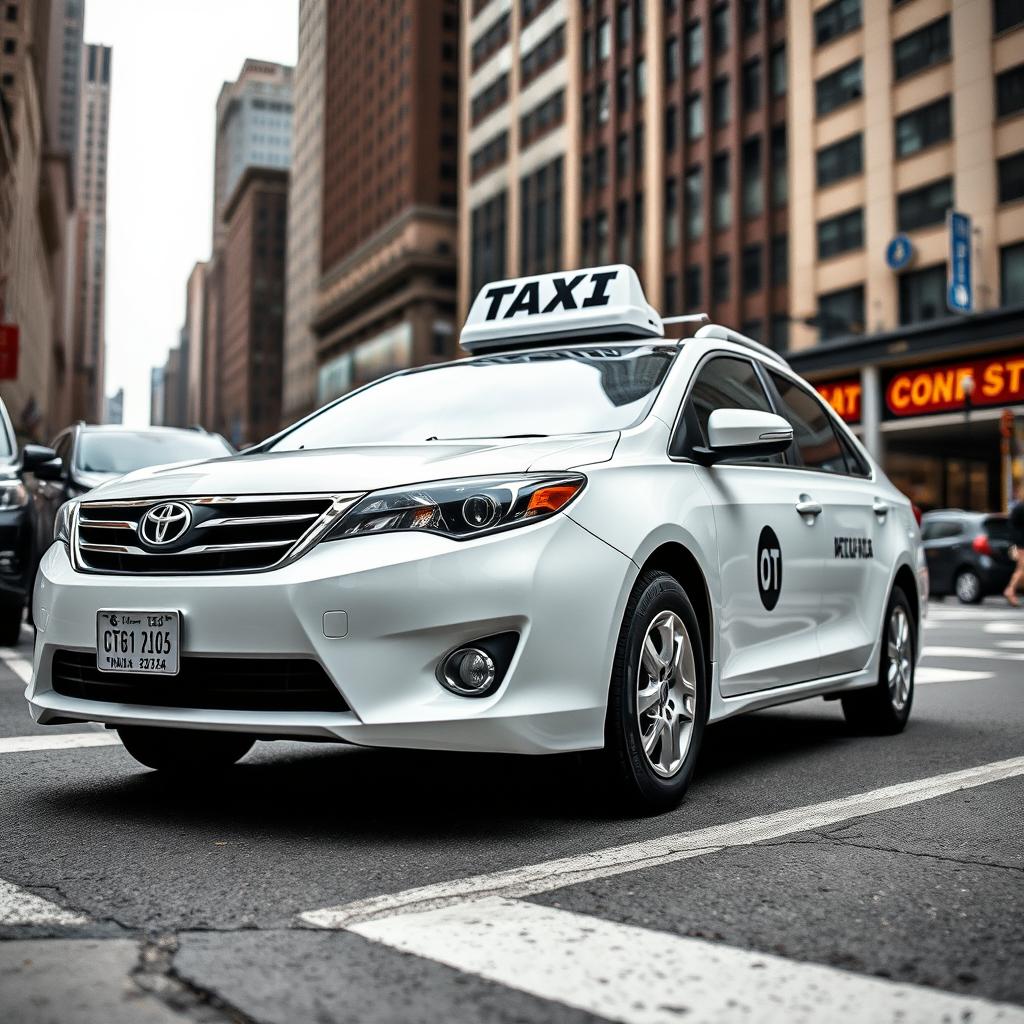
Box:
[83, 434, 620, 501]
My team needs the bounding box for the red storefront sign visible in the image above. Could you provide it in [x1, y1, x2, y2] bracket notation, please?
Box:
[0, 324, 18, 381]
[885, 353, 1024, 417]
[817, 378, 862, 424]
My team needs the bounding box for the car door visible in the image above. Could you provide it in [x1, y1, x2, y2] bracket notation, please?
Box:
[766, 370, 892, 678]
[674, 355, 822, 695]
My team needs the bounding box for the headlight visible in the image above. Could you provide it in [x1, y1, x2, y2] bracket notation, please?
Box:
[324, 474, 586, 542]
[54, 499, 80, 546]
[0, 480, 28, 508]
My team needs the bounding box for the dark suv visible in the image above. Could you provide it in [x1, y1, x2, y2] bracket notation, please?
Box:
[921, 510, 1015, 604]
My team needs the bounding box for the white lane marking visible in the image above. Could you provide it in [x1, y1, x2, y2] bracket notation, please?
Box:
[923, 645, 1024, 661]
[0, 732, 121, 755]
[0, 878, 88, 926]
[916, 667, 993, 685]
[0, 647, 32, 684]
[984, 622, 1024, 635]
[998, 640, 1024, 649]
[353, 897, 1024, 1024]
[301, 756, 1024, 929]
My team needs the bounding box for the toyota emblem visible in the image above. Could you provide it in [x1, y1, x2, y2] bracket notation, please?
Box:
[139, 501, 192, 546]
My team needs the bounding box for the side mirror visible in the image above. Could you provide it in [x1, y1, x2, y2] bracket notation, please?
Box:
[694, 409, 793, 466]
[21, 444, 64, 481]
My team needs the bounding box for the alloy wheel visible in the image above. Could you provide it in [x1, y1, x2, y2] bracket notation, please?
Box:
[636, 610, 698, 778]
[887, 604, 913, 711]
[956, 571, 980, 604]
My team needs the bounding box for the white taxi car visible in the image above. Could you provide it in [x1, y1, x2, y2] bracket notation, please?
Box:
[28, 266, 926, 809]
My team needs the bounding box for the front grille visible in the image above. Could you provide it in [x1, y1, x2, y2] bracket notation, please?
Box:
[51, 650, 349, 713]
[74, 493, 360, 575]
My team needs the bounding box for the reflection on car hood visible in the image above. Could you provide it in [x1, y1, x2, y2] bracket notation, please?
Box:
[82, 434, 620, 501]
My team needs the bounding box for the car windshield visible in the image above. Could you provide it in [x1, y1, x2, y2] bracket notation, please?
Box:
[270, 345, 676, 451]
[76, 431, 232, 474]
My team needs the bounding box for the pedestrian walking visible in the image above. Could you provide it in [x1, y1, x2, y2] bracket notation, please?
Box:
[1005, 482, 1024, 607]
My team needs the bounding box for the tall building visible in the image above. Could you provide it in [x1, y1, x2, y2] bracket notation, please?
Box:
[102, 385, 122, 424]
[218, 166, 288, 447]
[183, 261, 207, 425]
[312, 0, 460, 404]
[44, 0, 85, 175]
[149, 365, 165, 426]
[282, 0, 325, 424]
[785, 0, 1024, 511]
[72, 41, 112, 423]
[461, 0, 790, 347]
[212, 59, 293, 250]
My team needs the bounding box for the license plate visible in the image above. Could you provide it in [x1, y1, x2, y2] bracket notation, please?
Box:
[96, 611, 180, 675]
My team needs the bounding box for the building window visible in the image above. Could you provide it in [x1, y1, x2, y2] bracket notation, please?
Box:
[893, 16, 950, 81]
[685, 264, 703, 307]
[633, 192, 645, 262]
[998, 151, 1024, 203]
[470, 130, 509, 180]
[471, 74, 509, 124]
[769, 315, 790, 351]
[818, 285, 865, 339]
[666, 104, 679, 152]
[896, 177, 953, 231]
[615, 132, 628, 176]
[4, 5, 16, 22]
[685, 20, 703, 68]
[666, 177, 679, 248]
[816, 133, 862, 186]
[616, 200, 631, 262]
[814, 0, 861, 46]
[520, 24, 566, 87]
[2, 37, 13, 53]
[713, 152, 732, 229]
[712, 255, 731, 302]
[686, 92, 704, 139]
[596, 209, 610, 262]
[1001, 242, 1024, 304]
[520, 90, 565, 148]
[742, 244, 763, 293]
[711, 4, 730, 53]
[895, 96, 951, 157]
[771, 124, 787, 207]
[741, 0, 761, 35]
[617, 68, 630, 110]
[598, 17, 611, 60]
[712, 76, 731, 127]
[996, 64, 1024, 118]
[618, 2, 631, 45]
[772, 233, 788, 285]
[582, 154, 593, 193]
[994, 0, 1024, 34]
[770, 45, 786, 97]
[634, 122, 645, 171]
[742, 57, 762, 111]
[899, 264, 946, 323]
[685, 166, 704, 239]
[817, 208, 864, 259]
[471, 13, 511, 70]
[596, 144, 609, 187]
[666, 36, 680, 82]
[742, 135, 763, 218]
[635, 56, 647, 101]
[816, 59, 863, 115]
[769, 0, 785, 18]
[471, 191, 507, 296]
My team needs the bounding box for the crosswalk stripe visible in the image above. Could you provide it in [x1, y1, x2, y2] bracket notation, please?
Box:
[300, 755, 1024, 929]
[0, 732, 120, 755]
[0, 878, 88, 926]
[924, 645, 1024, 661]
[352, 896, 1024, 1024]
[0, 648, 32, 684]
[916, 667, 993, 684]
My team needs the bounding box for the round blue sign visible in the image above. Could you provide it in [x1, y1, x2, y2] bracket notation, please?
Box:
[886, 234, 915, 271]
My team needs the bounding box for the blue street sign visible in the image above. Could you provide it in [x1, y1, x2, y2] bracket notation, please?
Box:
[947, 210, 973, 314]
[885, 234, 915, 271]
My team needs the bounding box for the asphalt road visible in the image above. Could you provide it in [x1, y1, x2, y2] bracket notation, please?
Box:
[0, 599, 1021, 1023]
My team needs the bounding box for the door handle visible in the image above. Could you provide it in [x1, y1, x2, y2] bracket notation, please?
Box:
[795, 496, 823, 519]
[872, 498, 889, 518]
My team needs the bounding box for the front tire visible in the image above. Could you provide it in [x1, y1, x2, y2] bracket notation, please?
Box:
[841, 587, 915, 734]
[117, 726, 255, 773]
[602, 571, 707, 812]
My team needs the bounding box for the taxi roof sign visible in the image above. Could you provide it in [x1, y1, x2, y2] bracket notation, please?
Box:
[461, 265, 664, 353]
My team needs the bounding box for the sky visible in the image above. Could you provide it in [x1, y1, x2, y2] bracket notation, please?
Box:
[83, 0, 299, 427]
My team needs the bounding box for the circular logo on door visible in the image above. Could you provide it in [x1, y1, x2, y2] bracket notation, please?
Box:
[757, 526, 782, 611]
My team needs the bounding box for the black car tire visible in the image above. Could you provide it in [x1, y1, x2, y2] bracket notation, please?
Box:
[601, 570, 707, 813]
[117, 726, 255, 773]
[841, 587, 915, 735]
[0, 600, 23, 646]
[954, 569, 982, 605]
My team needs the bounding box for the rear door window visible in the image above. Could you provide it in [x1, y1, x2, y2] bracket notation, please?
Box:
[768, 371, 849, 474]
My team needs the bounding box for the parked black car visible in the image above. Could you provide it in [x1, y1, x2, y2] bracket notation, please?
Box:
[921, 509, 1015, 604]
[28, 425, 234, 576]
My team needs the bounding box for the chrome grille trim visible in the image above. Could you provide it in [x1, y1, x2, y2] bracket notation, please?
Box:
[72, 492, 363, 576]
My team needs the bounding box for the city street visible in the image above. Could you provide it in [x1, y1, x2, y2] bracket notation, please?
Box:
[1, 600, 1022, 1024]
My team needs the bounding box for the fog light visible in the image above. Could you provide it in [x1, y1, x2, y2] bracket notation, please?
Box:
[441, 647, 497, 696]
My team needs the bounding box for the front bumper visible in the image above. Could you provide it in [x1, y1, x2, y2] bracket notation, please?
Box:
[28, 516, 633, 755]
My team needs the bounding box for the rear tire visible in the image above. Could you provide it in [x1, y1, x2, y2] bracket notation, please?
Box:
[117, 726, 255, 773]
[601, 570, 707, 812]
[954, 569, 982, 605]
[841, 587, 915, 735]
[0, 601, 23, 646]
